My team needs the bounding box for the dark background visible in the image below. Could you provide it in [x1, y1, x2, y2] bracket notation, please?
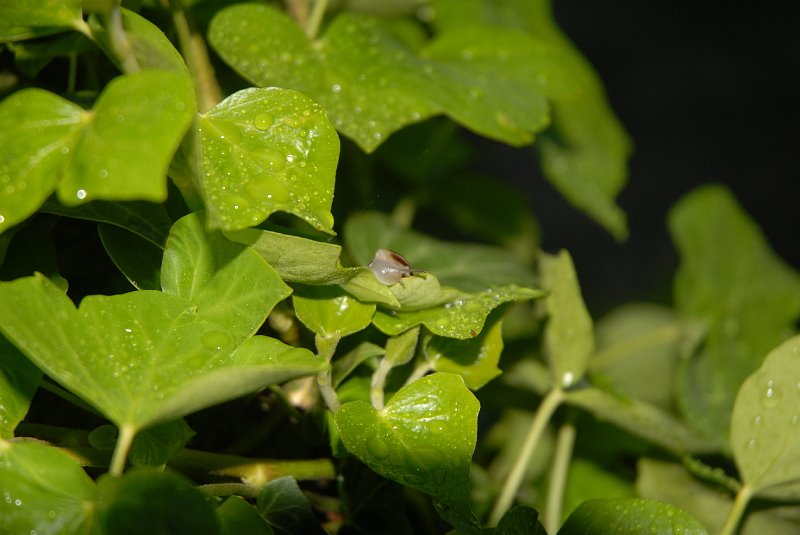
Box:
[490, 2, 799, 315]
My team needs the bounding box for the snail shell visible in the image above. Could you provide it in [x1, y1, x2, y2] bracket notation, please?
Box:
[368, 249, 416, 285]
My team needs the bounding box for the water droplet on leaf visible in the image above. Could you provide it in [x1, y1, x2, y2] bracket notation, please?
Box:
[253, 112, 274, 130]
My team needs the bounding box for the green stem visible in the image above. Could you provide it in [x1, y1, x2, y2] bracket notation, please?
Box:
[315, 334, 341, 411]
[164, 0, 222, 111]
[305, 0, 330, 39]
[391, 197, 417, 230]
[718, 485, 753, 535]
[370, 358, 394, 410]
[489, 387, 564, 526]
[545, 418, 576, 534]
[197, 482, 260, 498]
[109, 424, 136, 476]
[67, 53, 78, 94]
[105, 5, 140, 73]
[404, 361, 432, 386]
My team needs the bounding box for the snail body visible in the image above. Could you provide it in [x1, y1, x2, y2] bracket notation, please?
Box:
[368, 249, 418, 285]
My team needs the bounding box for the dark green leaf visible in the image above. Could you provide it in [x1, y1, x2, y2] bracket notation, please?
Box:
[562, 459, 636, 522]
[495, 505, 547, 535]
[384, 326, 419, 366]
[338, 458, 412, 535]
[256, 476, 326, 535]
[129, 419, 195, 467]
[192, 87, 338, 232]
[96, 469, 219, 535]
[217, 496, 274, 535]
[540, 250, 593, 388]
[336, 372, 481, 534]
[0, 334, 41, 438]
[0, 440, 96, 534]
[669, 185, 800, 442]
[558, 498, 707, 535]
[731, 335, 800, 500]
[332, 342, 384, 389]
[99, 223, 162, 291]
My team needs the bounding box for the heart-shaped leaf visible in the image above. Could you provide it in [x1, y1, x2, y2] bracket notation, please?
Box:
[335, 372, 480, 534]
[731, 335, 800, 500]
[191, 87, 338, 232]
[257, 476, 326, 535]
[0, 71, 195, 233]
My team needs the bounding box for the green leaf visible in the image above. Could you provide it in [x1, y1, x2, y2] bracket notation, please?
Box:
[0, 215, 326, 431]
[0, 0, 84, 41]
[192, 87, 338, 232]
[217, 496, 274, 535]
[256, 476, 326, 535]
[345, 212, 537, 292]
[0, 71, 195, 233]
[161, 212, 290, 341]
[332, 341, 384, 388]
[292, 285, 376, 339]
[563, 388, 717, 455]
[558, 498, 708, 535]
[374, 283, 541, 339]
[592, 304, 683, 411]
[41, 198, 174, 247]
[208, 5, 550, 152]
[89, 8, 188, 74]
[129, 419, 195, 467]
[384, 326, 420, 366]
[424, 316, 503, 389]
[335, 372, 481, 534]
[0, 334, 41, 438]
[226, 226, 361, 284]
[562, 459, 636, 522]
[637, 459, 800, 535]
[96, 469, 220, 535]
[0, 440, 96, 534]
[540, 250, 593, 388]
[669, 185, 800, 442]
[8, 32, 91, 78]
[99, 224, 162, 291]
[495, 505, 547, 535]
[338, 458, 413, 535]
[731, 335, 800, 500]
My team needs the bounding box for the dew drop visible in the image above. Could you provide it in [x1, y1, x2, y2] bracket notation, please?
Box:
[331, 83, 342, 93]
[60, 146, 69, 154]
[763, 380, 779, 408]
[282, 115, 303, 128]
[76, 189, 87, 200]
[253, 112, 274, 130]
[201, 330, 231, 351]
[0, 215, 4, 225]
[98, 169, 108, 179]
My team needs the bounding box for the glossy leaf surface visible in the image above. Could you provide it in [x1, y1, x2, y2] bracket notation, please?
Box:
[194, 87, 338, 232]
[731, 335, 800, 499]
[559, 498, 707, 535]
[424, 317, 503, 389]
[670, 185, 800, 441]
[0, 334, 41, 438]
[292, 285, 376, 339]
[336, 372, 480, 534]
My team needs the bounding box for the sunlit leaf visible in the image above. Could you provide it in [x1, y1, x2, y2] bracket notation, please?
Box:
[559, 498, 707, 535]
[424, 316, 503, 389]
[540, 250, 593, 388]
[292, 285, 376, 339]
[669, 185, 800, 442]
[192, 87, 338, 232]
[731, 335, 800, 500]
[336, 372, 480, 534]
[0, 440, 96, 534]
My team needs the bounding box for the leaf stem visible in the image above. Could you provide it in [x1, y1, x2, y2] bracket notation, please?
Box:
[391, 197, 417, 230]
[104, 4, 140, 73]
[489, 387, 564, 526]
[197, 482, 260, 498]
[109, 424, 136, 476]
[67, 53, 78, 94]
[404, 361, 433, 386]
[718, 484, 753, 535]
[305, 0, 330, 39]
[163, 0, 222, 111]
[316, 334, 341, 411]
[545, 417, 576, 534]
[370, 358, 394, 410]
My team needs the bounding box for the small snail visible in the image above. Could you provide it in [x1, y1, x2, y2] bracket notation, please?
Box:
[368, 249, 420, 285]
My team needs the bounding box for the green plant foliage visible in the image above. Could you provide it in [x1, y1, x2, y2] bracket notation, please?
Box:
[336, 372, 481, 533]
[424, 316, 504, 389]
[558, 498, 708, 535]
[216, 496, 274, 535]
[669, 185, 800, 442]
[256, 476, 326, 535]
[0, 0, 84, 41]
[192, 87, 339, 232]
[293, 284, 376, 339]
[0, 335, 41, 438]
[731, 335, 800, 500]
[493, 505, 547, 534]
